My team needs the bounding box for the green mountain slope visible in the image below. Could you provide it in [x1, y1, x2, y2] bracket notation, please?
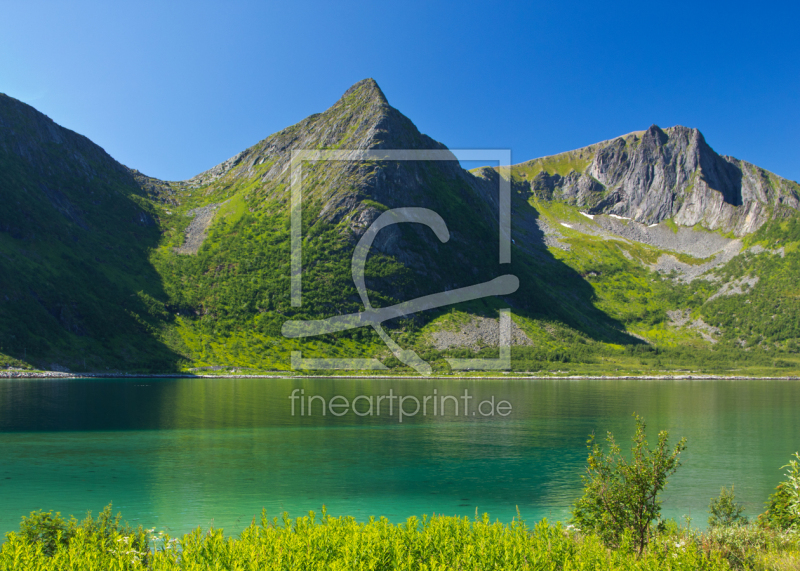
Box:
[0, 94, 184, 371]
[1, 80, 799, 376]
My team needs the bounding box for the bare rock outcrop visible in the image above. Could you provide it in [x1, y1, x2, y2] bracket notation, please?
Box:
[509, 125, 799, 237]
[586, 125, 799, 235]
[175, 203, 221, 255]
[431, 316, 533, 351]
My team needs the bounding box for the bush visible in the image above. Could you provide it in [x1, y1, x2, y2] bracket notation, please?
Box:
[17, 510, 75, 557]
[695, 523, 799, 570]
[759, 452, 800, 531]
[759, 483, 796, 531]
[571, 413, 687, 554]
[708, 485, 749, 528]
[15, 503, 149, 561]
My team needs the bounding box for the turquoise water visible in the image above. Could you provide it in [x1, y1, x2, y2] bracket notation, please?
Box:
[0, 377, 798, 535]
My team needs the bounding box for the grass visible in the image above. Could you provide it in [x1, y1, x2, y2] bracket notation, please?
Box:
[4, 508, 800, 570]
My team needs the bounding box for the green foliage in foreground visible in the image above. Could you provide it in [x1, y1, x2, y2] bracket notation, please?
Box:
[760, 484, 797, 532]
[7, 507, 800, 571]
[17, 504, 149, 558]
[1, 509, 737, 571]
[759, 453, 800, 532]
[696, 524, 800, 570]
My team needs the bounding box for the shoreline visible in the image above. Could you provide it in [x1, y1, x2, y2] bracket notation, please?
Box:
[1, 371, 798, 381]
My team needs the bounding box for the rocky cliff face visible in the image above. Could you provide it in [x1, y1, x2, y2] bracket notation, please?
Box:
[516, 125, 800, 236]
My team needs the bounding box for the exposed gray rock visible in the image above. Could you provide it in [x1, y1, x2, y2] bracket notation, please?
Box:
[747, 244, 785, 258]
[590, 216, 735, 258]
[707, 274, 759, 302]
[431, 316, 533, 351]
[510, 125, 799, 237]
[530, 170, 605, 208]
[536, 217, 571, 251]
[667, 310, 721, 343]
[175, 203, 221, 255]
[651, 239, 743, 282]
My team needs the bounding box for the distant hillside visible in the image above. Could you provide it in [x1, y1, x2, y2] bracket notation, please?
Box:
[1, 81, 799, 376]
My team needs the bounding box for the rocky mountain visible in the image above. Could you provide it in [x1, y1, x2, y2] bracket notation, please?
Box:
[1, 80, 799, 375]
[508, 126, 800, 235]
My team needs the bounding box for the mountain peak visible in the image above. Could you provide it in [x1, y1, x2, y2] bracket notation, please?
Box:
[642, 124, 668, 147]
[0, 92, 127, 182]
[185, 77, 443, 186]
[340, 78, 389, 106]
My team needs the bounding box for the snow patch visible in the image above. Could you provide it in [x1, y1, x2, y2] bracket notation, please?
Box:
[560, 223, 572, 228]
[580, 212, 594, 220]
[609, 214, 631, 220]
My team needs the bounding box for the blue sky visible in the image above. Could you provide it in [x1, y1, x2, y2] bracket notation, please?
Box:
[2, 0, 798, 182]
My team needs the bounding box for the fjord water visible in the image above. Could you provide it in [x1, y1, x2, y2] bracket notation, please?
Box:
[0, 377, 798, 535]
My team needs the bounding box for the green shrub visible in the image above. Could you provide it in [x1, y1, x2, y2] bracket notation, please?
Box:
[759, 483, 796, 531]
[17, 509, 75, 557]
[759, 452, 800, 531]
[708, 485, 749, 528]
[13, 503, 149, 562]
[571, 414, 687, 554]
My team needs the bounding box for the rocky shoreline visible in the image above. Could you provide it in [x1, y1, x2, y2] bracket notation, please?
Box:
[1, 371, 798, 381]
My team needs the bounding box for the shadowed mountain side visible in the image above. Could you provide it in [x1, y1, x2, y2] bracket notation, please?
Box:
[468, 167, 641, 344]
[0, 93, 188, 371]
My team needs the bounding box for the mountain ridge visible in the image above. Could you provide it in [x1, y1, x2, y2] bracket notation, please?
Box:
[1, 80, 799, 376]
[492, 124, 799, 237]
